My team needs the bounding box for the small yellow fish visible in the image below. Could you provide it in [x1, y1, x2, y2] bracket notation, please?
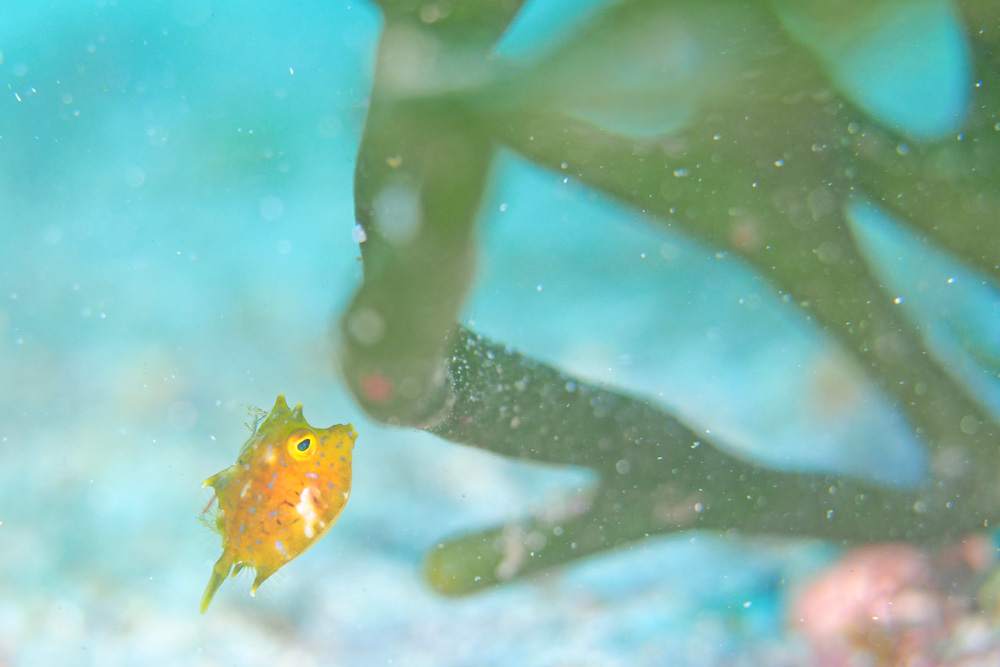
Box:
[200, 394, 357, 612]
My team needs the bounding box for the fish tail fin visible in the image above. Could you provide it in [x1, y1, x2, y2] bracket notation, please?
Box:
[200, 549, 237, 613]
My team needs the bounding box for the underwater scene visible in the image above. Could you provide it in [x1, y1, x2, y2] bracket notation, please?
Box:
[4, 0, 1000, 664]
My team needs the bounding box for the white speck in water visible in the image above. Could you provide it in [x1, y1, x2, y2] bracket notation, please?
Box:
[318, 114, 343, 139]
[346, 307, 386, 347]
[615, 459, 630, 474]
[351, 223, 367, 244]
[961, 415, 980, 435]
[498, 202, 508, 212]
[660, 243, 679, 260]
[373, 182, 421, 243]
[673, 168, 689, 177]
[146, 125, 169, 145]
[827, 510, 834, 519]
[893, 296, 904, 304]
[124, 166, 146, 188]
[946, 277, 956, 284]
[172, 0, 212, 26]
[536, 285, 543, 292]
[168, 400, 198, 431]
[743, 601, 752, 609]
[260, 196, 284, 221]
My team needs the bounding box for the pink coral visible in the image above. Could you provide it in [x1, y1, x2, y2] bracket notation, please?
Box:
[791, 543, 948, 665]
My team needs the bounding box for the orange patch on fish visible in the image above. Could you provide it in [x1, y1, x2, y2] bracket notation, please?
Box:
[200, 394, 357, 612]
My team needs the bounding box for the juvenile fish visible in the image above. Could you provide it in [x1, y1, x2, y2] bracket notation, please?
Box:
[200, 394, 356, 612]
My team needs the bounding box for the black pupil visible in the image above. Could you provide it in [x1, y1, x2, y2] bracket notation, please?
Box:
[297, 438, 311, 452]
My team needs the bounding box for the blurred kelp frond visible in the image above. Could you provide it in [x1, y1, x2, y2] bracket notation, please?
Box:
[339, 0, 1000, 594]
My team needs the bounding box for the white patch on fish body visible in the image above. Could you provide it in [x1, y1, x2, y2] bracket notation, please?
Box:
[296, 486, 320, 539]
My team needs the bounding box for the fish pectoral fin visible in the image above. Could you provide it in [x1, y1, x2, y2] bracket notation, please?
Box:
[200, 549, 237, 613]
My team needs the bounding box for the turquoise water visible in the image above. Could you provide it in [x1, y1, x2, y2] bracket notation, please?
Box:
[2, 1, 996, 664]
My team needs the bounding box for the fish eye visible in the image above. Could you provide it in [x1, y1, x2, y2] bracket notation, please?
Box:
[286, 429, 318, 461]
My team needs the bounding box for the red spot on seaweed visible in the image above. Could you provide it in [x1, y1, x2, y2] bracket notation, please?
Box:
[361, 373, 393, 402]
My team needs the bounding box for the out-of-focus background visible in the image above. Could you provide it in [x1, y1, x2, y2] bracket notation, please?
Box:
[2, 0, 996, 664]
